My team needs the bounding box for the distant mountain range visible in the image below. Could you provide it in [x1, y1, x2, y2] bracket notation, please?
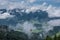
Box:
[0, 8, 60, 38]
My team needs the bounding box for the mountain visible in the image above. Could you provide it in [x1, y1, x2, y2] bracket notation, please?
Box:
[0, 8, 60, 39]
[0, 8, 49, 25]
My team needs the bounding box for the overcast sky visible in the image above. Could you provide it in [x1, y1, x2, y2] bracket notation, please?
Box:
[0, 0, 60, 9]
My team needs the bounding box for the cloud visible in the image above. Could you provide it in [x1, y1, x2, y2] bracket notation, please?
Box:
[0, 0, 27, 9]
[25, 2, 60, 17]
[8, 1, 28, 9]
[14, 23, 23, 31]
[0, 12, 14, 19]
[53, 0, 60, 3]
[22, 21, 36, 36]
[46, 5, 60, 17]
[0, 0, 8, 9]
[48, 19, 60, 26]
[13, 21, 36, 37]
[25, 2, 47, 13]
[27, 0, 36, 3]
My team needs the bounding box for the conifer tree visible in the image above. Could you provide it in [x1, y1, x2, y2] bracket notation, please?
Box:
[45, 35, 52, 40]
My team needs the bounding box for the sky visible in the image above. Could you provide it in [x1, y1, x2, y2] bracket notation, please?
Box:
[0, 0, 60, 9]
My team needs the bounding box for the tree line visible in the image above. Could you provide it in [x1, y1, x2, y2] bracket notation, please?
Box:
[45, 34, 60, 40]
[0, 25, 60, 40]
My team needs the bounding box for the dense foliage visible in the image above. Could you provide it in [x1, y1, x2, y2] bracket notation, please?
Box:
[45, 34, 60, 40]
[0, 25, 28, 40]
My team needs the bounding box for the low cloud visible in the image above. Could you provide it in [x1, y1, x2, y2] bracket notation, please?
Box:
[26, 2, 60, 17]
[15, 21, 36, 36]
[48, 19, 60, 26]
[0, 12, 14, 19]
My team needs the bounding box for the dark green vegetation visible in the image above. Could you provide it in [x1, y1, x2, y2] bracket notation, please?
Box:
[0, 25, 28, 40]
[45, 34, 60, 40]
[0, 25, 60, 40]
